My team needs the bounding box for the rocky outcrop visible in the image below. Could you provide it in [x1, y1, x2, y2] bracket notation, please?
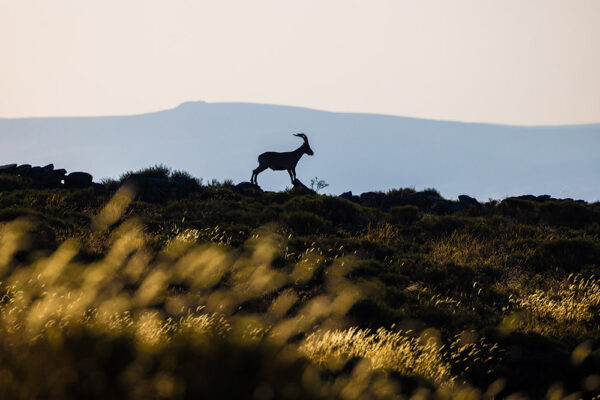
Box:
[0, 162, 96, 190]
[292, 178, 310, 190]
[338, 190, 483, 215]
[458, 194, 481, 209]
[16, 164, 32, 175]
[233, 182, 263, 193]
[289, 179, 315, 195]
[64, 172, 93, 188]
[0, 164, 17, 174]
[339, 191, 359, 202]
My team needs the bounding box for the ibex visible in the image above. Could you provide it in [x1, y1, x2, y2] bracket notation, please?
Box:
[251, 133, 314, 185]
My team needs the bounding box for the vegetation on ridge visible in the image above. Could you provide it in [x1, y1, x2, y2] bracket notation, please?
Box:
[0, 166, 599, 399]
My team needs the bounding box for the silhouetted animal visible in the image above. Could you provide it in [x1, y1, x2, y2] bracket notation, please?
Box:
[251, 133, 314, 185]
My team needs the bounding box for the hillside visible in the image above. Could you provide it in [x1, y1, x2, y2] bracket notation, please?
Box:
[1, 101, 599, 201]
[0, 166, 599, 398]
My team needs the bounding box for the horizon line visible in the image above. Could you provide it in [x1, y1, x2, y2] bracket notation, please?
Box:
[1, 100, 599, 129]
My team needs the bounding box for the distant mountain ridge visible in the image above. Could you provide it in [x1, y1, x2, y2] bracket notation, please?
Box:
[1, 101, 599, 201]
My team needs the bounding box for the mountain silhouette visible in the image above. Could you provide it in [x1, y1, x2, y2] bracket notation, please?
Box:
[1, 101, 599, 200]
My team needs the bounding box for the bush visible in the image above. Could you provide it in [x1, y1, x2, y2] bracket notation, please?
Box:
[284, 195, 368, 228]
[530, 238, 600, 272]
[120, 164, 171, 182]
[100, 177, 120, 192]
[347, 298, 402, 328]
[0, 175, 31, 191]
[498, 198, 537, 223]
[284, 211, 332, 235]
[224, 209, 260, 226]
[348, 259, 385, 279]
[418, 215, 469, 236]
[386, 188, 416, 198]
[0, 208, 67, 228]
[423, 188, 442, 198]
[538, 201, 600, 229]
[389, 205, 419, 225]
[118, 165, 201, 185]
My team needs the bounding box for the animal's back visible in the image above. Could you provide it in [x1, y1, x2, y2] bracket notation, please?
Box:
[258, 152, 276, 163]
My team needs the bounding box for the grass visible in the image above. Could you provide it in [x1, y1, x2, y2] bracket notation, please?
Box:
[0, 168, 599, 398]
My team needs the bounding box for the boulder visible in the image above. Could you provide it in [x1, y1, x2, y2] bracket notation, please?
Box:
[64, 172, 93, 188]
[514, 194, 556, 203]
[431, 200, 458, 214]
[0, 164, 17, 174]
[458, 194, 481, 208]
[38, 175, 62, 188]
[360, 191, 386, 201]
[42, 164, 54, 173]
[402, 192, 440, 209]
[292, 178, 309, 189]
[16, 164, 32, 175]
[29, 166, 44, 178]
[234, 181, 262, 193]
[339, 191, 360, 202]
[52, 169, 67, 178]
[289, 179, 314, 195]
[359, 191, 388, 208]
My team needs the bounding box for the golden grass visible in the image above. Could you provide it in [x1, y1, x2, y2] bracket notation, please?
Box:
[428, 232, 503, 267]
[360, 223, 400, 246]
[301, 327, 503, 390]
[0, 188, 592, 399]
[301, 327, 454, 386]
[511, 274, 600, 336]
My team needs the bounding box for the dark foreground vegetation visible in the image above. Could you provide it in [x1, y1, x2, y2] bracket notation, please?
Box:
[0, 165, 599, 399]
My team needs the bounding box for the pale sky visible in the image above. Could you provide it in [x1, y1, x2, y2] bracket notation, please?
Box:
[1, 0, 599, 125]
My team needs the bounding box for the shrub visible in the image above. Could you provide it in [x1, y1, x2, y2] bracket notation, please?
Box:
[0, 175, 31, 191]
[418, 215, 469, 236]
[389, 205, 419, 225]
[386, 188, 416, 198]
[119, 164, 171, 182]
[284, 211, 332, 235]
[207, 179, 233, 188]
[118, 165, 202, 186]
[224, 209, 260, 226]
[538, 201, 600, 229]
[309, 176, 329, 193]
[349, 259, 385, 279]
[498, 198, 538, 223]
[423, 188, 442, 198]
[100, 177, 121, 192]
[171, 169, 196, 181]
[62, 187, 97, 209]
[529, 238, 600, 272]
[284, 195, 367, 228]
[0, 208, 67, 228]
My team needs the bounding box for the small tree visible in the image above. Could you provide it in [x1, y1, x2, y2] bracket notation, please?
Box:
[310, 176, 329, 193]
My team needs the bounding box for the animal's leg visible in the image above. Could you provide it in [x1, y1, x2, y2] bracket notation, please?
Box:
[292, 168, 297, 181]
[287, 169, 294, 184]
[253, 166, 267, 185]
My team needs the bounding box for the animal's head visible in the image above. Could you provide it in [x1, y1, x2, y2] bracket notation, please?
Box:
[294, 133, 314, 156]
